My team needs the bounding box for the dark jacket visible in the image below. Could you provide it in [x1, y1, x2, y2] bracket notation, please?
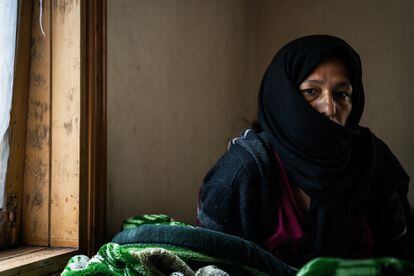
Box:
[198, 129, 279, 245]
[197, 129, 414, 260]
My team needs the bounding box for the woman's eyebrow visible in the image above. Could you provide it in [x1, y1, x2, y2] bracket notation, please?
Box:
[335, 81, 352, 89]
[302, 79, 324, 85]
[303, 80, 352, 89]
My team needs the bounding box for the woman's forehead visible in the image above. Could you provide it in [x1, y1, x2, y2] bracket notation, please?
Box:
[304, 57, 350, 81]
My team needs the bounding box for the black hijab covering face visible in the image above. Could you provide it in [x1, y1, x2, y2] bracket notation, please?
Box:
[258, 35, 409, 259]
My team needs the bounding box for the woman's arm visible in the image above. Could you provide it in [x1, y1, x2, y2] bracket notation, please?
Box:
[197, 144, 254, 240]
[197, 129, 283, 247]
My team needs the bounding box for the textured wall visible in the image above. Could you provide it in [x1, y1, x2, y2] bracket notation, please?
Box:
[107, 0, 251, 238]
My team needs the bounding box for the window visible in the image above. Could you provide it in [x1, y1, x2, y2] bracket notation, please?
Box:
[0, 0, 20, 252]
[0, 0, 18, 210]
[0, 0, 106, 274]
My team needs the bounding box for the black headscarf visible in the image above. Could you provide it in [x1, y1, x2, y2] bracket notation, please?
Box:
[258, 35, 410, 259]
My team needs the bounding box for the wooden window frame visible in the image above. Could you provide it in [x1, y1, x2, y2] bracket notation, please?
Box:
[80, 0, 107, 257]
[0, 0, 106, 273]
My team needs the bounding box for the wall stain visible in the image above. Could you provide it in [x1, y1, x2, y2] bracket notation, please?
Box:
[30, 73, 46, 88]
[28, 124, 49, 149]
[25, 156, 48, 187]
[30, 98, 48, 121]
[32, 193, 43, 207]
[64, 120, 73, 135]
[68, 89, 73, 102]
[30, 42, 43, 66]
[53, 0, 78, 22]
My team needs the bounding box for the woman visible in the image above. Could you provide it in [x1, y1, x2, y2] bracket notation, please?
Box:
[197, 35, 414, 268]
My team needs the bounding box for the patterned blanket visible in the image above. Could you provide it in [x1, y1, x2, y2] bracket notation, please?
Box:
[63, 215, 414, 275]
[62, 215, 283, 275]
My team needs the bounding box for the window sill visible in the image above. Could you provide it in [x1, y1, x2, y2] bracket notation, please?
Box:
[0, 246, 77, 275]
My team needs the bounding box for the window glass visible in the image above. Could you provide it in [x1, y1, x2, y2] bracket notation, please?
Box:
[0, 0, 19, 209]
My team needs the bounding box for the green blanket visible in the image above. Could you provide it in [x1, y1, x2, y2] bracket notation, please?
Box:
[63, 214, 414, 275]
[122, 214, 191, 230]
[63, 242, 251, 275]
[62, 214, 266, 275]
[297, 257, 414, 276]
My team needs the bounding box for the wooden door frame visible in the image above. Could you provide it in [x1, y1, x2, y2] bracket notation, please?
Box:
[80, 0, 107, 256]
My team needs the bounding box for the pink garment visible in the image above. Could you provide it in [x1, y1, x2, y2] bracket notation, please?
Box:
[263, 152, 312, 268]
[264, 152, 373, 268]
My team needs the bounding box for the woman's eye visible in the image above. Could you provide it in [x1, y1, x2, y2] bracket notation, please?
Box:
[335, 91, 351, 101]
[302, 89, 317, 96]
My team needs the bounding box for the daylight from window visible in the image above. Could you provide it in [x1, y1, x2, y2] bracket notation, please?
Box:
[0, 0, 18, 209]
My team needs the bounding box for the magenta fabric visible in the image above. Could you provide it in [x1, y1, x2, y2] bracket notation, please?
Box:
[264, 152, 374, 268]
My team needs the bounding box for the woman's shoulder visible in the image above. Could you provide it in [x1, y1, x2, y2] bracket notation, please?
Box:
[198, 130, 281, 240]
[228, 129, 275, 173]
[203, 129, 275, 184]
